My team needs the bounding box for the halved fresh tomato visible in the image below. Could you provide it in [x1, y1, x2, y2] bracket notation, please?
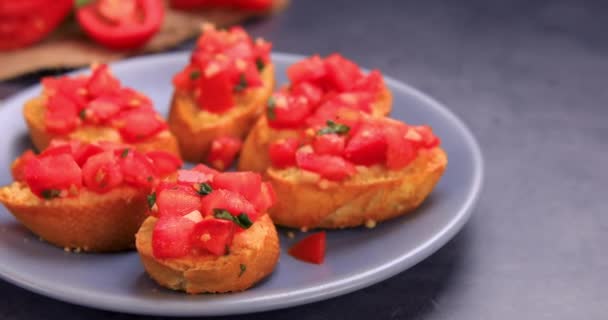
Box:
[288, 232, 326, 264]
[76, 0, 164, 50]
[313, 134, 345, 156]
[114, 109, 167, 142]
[119, 150, 157, 188]
[45, 93, 80, 134]
[296, 150, 356, 181]
[156, 187, 202, 217]
[190, 218, 235, 256]
[145, 151, 182, 177]
[267, 92, 313, 129]
[82, 151, 124, 193]
[212, 171, 261, 204]
[268, 138, 299, 168]
[207, 136, 242, 171]
[200, 189, 257, 220]
[323, 53, 362, 92]
[24, 154, 82, 198]
[344, 123, 387, 166]
[287, 55, 326, 85]
[152, 215, 196, 259]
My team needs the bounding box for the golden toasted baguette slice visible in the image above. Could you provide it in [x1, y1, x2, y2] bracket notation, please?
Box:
[0, 182, 148, 252]
[238, 86, 392, 173]
[266, 148, 447, 229]
[168, 64, 275, 162]
[136, 214, 280, 294]
[23, 96, 180, 156]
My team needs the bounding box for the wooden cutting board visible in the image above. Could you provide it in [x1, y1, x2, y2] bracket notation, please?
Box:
[0, 0, 288, 80]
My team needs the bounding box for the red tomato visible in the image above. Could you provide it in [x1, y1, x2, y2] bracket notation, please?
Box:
[114, 109, 167, 142]
[296, 150, 356, 181]
[267, 92, 313, 129]
[200, 189, 257, 220]
[344, 123, 387, 166]
[323, 54, 362, 92]
[332, 92, 375, 113]
[384, 124, 417, 170]
[74, 143, 105, 167]
[268, 138, 300, 168]
[152, 215, 196, 259]
[145, 151, 182, 177]
[288, 232, 326, 264]
[287, 55, 326, 85]
[156, 187, 202, 217]
[196, 70, 235, 113]
[38, 144, 73, 159]
[44, 93, 80, 134]
[177, 169, 214, 185]
[119, 150, 157, 188]
[291, 81, 323, 107]
[82, 151, 124, 193]
[313, 134, 345, 156]
[212, 171, 261, 204]
[76, 0, 164, 50]
[0, 0, 46, 16]
[86, 96, 122, 124]
[251, 182, 276, 213]
[11, 150, 36, 182]
[207, 136, 242, 171]
[24, 154, 82, 198]
[192, 164, 220, 176]
[353, 70, 384, 93]
[42, 76, 89, 110]
[190, 219, 235, 256]
[413, 125, 441, 148]
[86, 64, 122, 98]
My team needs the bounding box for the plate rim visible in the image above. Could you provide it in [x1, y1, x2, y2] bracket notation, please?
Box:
[0, 51, 484, 316]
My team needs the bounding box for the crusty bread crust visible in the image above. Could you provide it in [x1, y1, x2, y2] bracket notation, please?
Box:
[238, 86, 393, 173]
[0, 182, 149, 252]
[266, 147, 447, 229]
[168, 64, 275, 162]
[23, 96, 181, 156]
[136, 214, 280, 294]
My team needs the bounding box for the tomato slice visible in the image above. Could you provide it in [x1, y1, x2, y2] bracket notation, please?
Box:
[24, 154, 82, 198]
[114, 109, 167, 142]
[190, 219, 235, 256]
[313, 134, 345, 156]
[268, 138, 300, 168]
[152, 215, 196, 259]
[76, 0, 164, 50]
[212, 171, 261, 204]
[296, 150, 356, 181]
[200, 189, 257, 220]
[145, 151, 182, 177]
[344, 123, 387, 166]
[156, 187, 202, 218]
[82, 151, 124, 193]
[177, 169, 214, 185]
[288, 232, 326, 264]
[287, 55, 326, 85]
[207, 136, 242, 171]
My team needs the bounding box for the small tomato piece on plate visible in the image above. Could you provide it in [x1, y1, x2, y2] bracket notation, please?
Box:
[288, 232, 326, 264]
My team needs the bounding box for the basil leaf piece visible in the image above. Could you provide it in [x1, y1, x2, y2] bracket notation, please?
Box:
[239, 264, 247, 277]
[213, 209, 253, 229]
[189, 70, 201, 80]
[317, 120, 350, 136]
[234, 74, 248, 92]
[197, 183, 213, 196]
[147, 193, 156, 209]
[41, 189, 61, 199]
[120, 148, 130, 158]
[79, 109, 87, 120]
[255, 58, 265, 72]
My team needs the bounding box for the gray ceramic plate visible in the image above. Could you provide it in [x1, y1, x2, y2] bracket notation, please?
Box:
[0, 52, 482, 316]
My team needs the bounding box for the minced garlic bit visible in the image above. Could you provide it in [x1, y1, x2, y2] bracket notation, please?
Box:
[365, 219, 377, 229]
[305, 128, 316, 138]
[286, 231, 295, 239]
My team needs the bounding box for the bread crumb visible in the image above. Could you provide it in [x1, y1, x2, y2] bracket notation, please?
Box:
[286, 231, 295, 239]
[63, 247, 71, 252]
[365, 219, 377, 229]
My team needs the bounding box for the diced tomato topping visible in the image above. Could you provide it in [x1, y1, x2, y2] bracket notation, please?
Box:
[413, 125, 441, 148]
[145, 151, 182, 177]
[323, 54, 362, 92]
[267, 92, 313, 129]
[296, 150, 356, 181]
[45, 93, 80, 134]
[86, 64, 121, 98]
[85, 96, 122, 123]
[287, 55, 326, 85]
[288, 232, 326, 264]
[207, 136, 242, 171]
[177, 169, 214, 185]
[268, 138, 300, 168]
[156, 187, 202, 217]
[344, 123, 387, 166]
[291, 81, 323, 107]
[385, 124, 418, 170]
[313, 134, 345, 156]
[196, 71, 235, 114]
[119, 150, 156, 188]
[251, 182, 276, 213]
[114, 109, 167, 142]
[212, 171, 261, 204]
[38, 144, 73, 158]
[190, 219, 235, 256]
[12, 150, 36, 182]
[192, 164, 220, 176]
[82, 151, 124, 193]
[352, 69, 384, 93]
[152, 215, 196, 259]
[200, 189, 257, 220]
[24, 154, 82, 198]
[73, 143, 105, 167]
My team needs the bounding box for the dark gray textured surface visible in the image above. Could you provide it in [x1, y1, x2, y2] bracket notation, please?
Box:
[1, 0, 606, 319]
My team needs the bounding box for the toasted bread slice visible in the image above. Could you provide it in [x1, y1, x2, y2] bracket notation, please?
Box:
[266, 147, 447, 229]
[23, 96, 181, 156]
[0, 182, 148, 252]
[136, 214, 279, 294]
[168, 64, 275, 162]
[238, 86, 393, 173]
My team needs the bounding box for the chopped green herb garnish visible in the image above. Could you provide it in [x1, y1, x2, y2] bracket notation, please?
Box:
[266, 96, 276, 120]
[255, 58, 265, 72]
[234, 74, 248, 92]
[213, 209, 253, 229]
[225, 245, 231, 256]
[74, 0, 93, 8]
[120, 148, 130, 158]
[41, 189, 61, 199]
[147, 193, 156, 209]
[189, 70, 201, 80]
[317, 120, 350, 136]
[79, 109, 86, 120]
[197, 183, 213, 196]
[147, 176, 154, 183]
[239, 264, 246, 277]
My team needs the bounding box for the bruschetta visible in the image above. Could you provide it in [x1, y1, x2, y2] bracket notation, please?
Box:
[239, 53, 393, 173]
[23, 64, 180, 157]
[168, 24, 275, 162]
[0, 140, 182, 252]
[136, 165, 279, 293]
[265, 113, 447, 229]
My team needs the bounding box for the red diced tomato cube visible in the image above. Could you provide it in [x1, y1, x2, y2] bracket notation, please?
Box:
[267, 92, 313, 129]
[190, 219, 235, 256]
[323, 53, 362, 92]
[114, 109, 167, 142]
[288, 231, 326, 264]
[385, 124, 417, 170]
[200, 189, 257, 220]
[344, 123, 387, 166]
[287, 55, 326, 84]
[45, 93, 80, 134]
[87, 64, 121, 98]
[313, 134, 346, 156]
[152, 215, 196, 259]
[291, 81, 323, 107]
[212, 171, 262, 204]
[86, 96, 122, 124]
[268, 138, 300, 168]
[156, 187, 202, 218]
[207, 136, 242, 171]
[145, 151, 182, 177]
[119, 150, 157, 188]
[82, 151, 123, 193]
[24, 154, 82, 198]
[197, 70, 234, 114]
[296, 150, 356, 181]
